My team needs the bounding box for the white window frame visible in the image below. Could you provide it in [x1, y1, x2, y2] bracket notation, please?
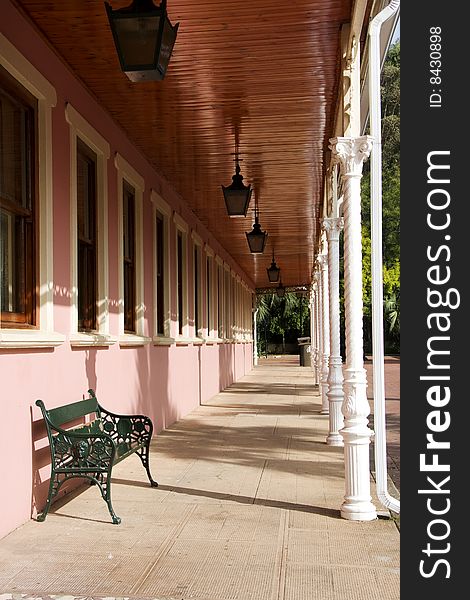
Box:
[0, 34, 64, 348]
[151, 190, 173, 345]
[115, 153, 150, 346]
[234, 275, 241, 341]
[204, 245, 216, 341]
[65, 103, 115, 347]
[224, 263, 232, 341]
[191, 231, 204, 341]
[173, 213, 191, 343]
[215, 256, 224, 341]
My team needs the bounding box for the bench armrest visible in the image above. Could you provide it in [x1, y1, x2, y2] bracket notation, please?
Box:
[88, 390, 154, 445]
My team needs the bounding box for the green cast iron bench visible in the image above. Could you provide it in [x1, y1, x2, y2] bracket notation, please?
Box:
[35, 389, 158, 524]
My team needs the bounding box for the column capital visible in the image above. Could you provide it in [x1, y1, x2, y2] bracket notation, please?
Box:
[329, 136, 372, 178]
[322, 217, 344, 241]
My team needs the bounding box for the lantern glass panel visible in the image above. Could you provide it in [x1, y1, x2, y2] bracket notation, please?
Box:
[113, 15, 160, 68]
[246, 231, 266, 253]
[267, 265, 280, 282]
[223, 188, 251, 217]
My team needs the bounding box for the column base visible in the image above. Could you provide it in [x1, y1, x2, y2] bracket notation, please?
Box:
[341, 500, 377, 521]
[320, 409, 329, 415]
[326, 433, 343, 446]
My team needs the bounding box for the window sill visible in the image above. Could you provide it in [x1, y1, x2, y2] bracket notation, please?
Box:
[175, 337, 198, 346]
[203, 337, 223, 345]
[0, 329, 66, 349]
[119, 334, 152, 347]
[152, 336, 175, 346]
[70, 333, 117, 347]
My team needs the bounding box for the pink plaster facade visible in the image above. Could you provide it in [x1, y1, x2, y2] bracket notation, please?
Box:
[0, 2, 254, 540]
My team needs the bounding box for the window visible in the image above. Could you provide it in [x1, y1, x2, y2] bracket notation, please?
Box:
[206, 254, 212, 336]
[115, 152, 148, 345]
[193, 244, 200, 335]
[177, 231, 183, 336]
[191, 231, 203, 339]
[0, 34, 63, 348]
[217, 260, 224, 339]
[66, 103, 112, 346]
[173, 213, 189, 341]
[225, 267, 231, 340]
[123, 181, 136, 333]
[151, 190, 171, 343]
[76, 140, 97, 331]
[0, 67, 37, 327]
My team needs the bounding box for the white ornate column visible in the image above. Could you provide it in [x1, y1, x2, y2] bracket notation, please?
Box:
[318, 252, 330, 414]
[330, 136, 377, 521]
[253, 306, 259, 366]
[313, 268, 322, 388]
[309, 286, 318, 384]
[323, 217, 345, 446]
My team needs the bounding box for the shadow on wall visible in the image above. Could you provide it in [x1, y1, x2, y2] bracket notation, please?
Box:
[85, 348, 97, 391]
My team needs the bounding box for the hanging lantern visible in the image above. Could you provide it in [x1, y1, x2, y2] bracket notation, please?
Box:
[267, 250, 280, 282]
[105, 0, 179, 82]
[222, 154, 252, 217]
[246, 193, 267, 253]
[276, 280, 285, 298]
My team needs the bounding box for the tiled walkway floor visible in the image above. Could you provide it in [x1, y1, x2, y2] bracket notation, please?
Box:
[0, 361, 399, 600]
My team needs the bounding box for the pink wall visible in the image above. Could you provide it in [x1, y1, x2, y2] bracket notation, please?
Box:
[0, 2, 254, 540]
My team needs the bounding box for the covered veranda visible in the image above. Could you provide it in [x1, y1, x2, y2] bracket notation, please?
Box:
[0, 359, 399, 600]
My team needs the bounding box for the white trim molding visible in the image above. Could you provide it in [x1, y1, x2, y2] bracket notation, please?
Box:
[0, 34, 64, 348]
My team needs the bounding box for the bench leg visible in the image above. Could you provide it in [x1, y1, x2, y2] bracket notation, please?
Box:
[37, 471, 62, 522]
[95, 472, 121, 525]
[137, 444, 158, 487]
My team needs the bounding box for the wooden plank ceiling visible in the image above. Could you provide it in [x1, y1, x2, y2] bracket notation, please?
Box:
[19, 0, 352, 289]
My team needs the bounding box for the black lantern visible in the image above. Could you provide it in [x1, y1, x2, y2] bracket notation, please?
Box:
[267, 249, 280, 282]
[222, 155, 252, 217]
[276, 280, 285, 298]
[105, 0, 179, 82]
[246, 194, 267, 253]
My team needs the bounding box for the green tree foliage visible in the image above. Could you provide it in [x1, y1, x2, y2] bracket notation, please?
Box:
[361, 41, 400, 353]
[256, 292, 310, 355]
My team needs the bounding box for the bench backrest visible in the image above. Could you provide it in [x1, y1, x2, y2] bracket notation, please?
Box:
[36, 395, 99, 430]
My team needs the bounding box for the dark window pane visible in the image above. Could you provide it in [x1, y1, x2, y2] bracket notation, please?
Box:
[177, 232, 183, 336]
[77, 140, 97, 331]
[206, 256, 211, 334]
[194, 245, 199, 335]
[218, 267, 223, 338]
[123, 182, 135, 333]
[156, 213, 164, 335]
